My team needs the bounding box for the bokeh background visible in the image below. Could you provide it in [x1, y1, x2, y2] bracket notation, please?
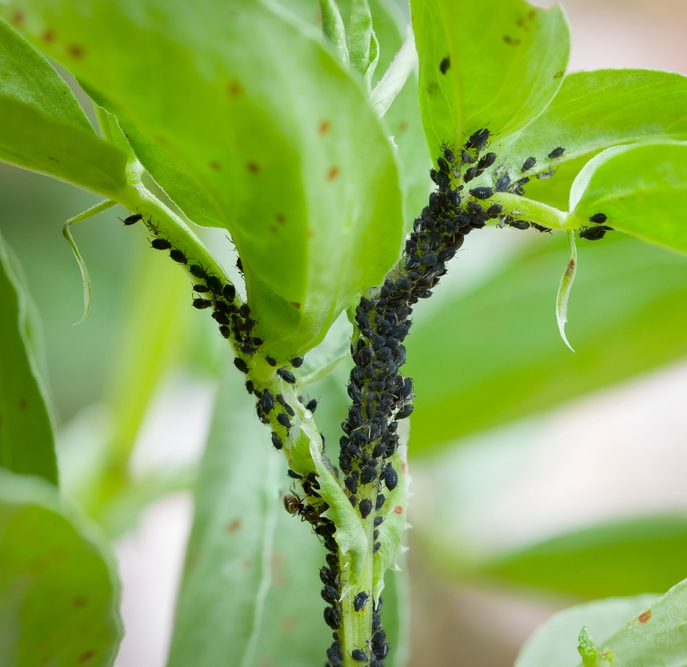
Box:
[2, 0, 687, 664]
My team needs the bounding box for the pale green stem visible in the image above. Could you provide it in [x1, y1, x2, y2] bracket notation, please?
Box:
[492, 192, 569, 230]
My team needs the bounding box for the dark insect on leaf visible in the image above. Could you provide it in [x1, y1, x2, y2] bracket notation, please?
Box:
[375, 494, 386, 511]
[464, 167, 477, 183]
[580, 225, 609, 241]
[548, 146, 565, 159]
[469, 186, 494, 200]
[495, 174, 511, 192]
[234, 357, 249, 374]
[122, 213, 142, 225]
[271, 432, 283, 450]
[170, 249, 188, 264]
[589, 212, 608, 224]
[359, 499, 373, 519]
[192, 298, 211, 309]
[351, 649, 368, 662]
[354, 591, 369, 612]
[305, 398, 318, 413]
[277, 368, 296, 384]
[477, 152, 496, 170]
[151, 238, 172, 250]
[521, 156, 537, 171]
[465, 127, 490, 150]
[439, 56, 450, 74]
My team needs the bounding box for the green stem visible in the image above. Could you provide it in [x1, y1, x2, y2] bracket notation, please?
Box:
[492, 192, 569, 229]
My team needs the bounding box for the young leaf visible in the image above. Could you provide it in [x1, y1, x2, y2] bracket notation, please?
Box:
[496, 70, 687, 198]
[320, 0, 349, 66]
[406, 233, 687, 454]
[515, 595, 657, 667]
[482, 515, 687, 599]
[410, 0, 570, 162]
[0, 468, 122, 666]
[556, 230, 577, 351]
[0, 231, 57, 485]
[349, 0, 379, 91]
[568, 142, 687, 255]
[4, 0, 405, 358]
[369, 28, 417, 118]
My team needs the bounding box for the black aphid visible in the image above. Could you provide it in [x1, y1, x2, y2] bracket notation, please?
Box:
[291, 356, 304, 368]
[495, 174, 511, 192]
[192, 298, 211, 310]
[469, 186, 494, 200]
[359, 499, 373, 519]
[271, 432, 283, 450]
[234, 358, 249, 374]
[439, 56, 450, 74]
[260, 390, 274, 413]
[589, 213, 607, 224]
[277, 368, 296, 384]
[351, 649, 368, 662]
[465, 127, 490, 150]
[122, 213, 142, 225]
[384, 465, 398, 491]
[548, 146, 565, 159]
[151, 238, 172, 250]
[305, 398, 318, 413]
[170, 249, 188, 264]
[521, 156, 537, 171]
[354, 591, 369, 611]
[277, 412, 291, 428]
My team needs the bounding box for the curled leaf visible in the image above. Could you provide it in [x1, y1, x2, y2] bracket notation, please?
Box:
[370, 28, 418, 118]
[556, 230, 577, 351]
[62, 199, 117, 324]
[320, 0, 349, 66]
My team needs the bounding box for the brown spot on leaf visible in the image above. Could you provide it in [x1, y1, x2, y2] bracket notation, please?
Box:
[281, 616, 298, 634]
[639, 610, 651, 623]
[42, 29, 55, 43]
[319, 120, 330, 135]
[427, 81, 439, 96]
[398, 121, 408, 133]
[19, 399, 27, 411]
[225, 519, 241, 534]
[11, 11, 25, 25]
[209, 160, 222, 171]
[567, 258, 576, 271]
[247, 162, 260, 174]
[275, 213, 286, 224]
[68, 44, 85, 58]
[269, 225, 277, 233]
[73, 597, 87, 608]
[227, 80, 243, 97]
[241, 558, 251, 569]
[554, 70, 564, 79]
[289, 302, 301, 310]
[48, 156, 59, 163]
[393, 505, 403, 514]
[402, 461, 408, 474]
[307, 229, 315, 239]
[327, 166, 339, 181]
[503, 35, 521, 46]
[78, 650, 95, 663]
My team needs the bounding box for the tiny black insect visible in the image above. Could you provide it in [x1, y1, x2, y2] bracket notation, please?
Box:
[351, 649, 368, 662]
[265, 355, 277, 367]
[469, 186, 494, 200]
[439, 56, 450, 74]
[374, 516, 384, 527]
[260, 390, 274, 414]
[287, 469, 302, 479]
[192, 298, 212, 310]
[384, 465, 398, 491]
[170, 249, 188, 264]
[234, 357, 249, 373]
[521, 156, 537, 171]
[236, 257, 243, 272]
[531, 223, 553, 234]
[277, 368, 297, 384]
[361, 466, 377, 484]
[122, 213, 142, 225]
[465, 127, 490, 150]
[464, 167, 477, 183]
[277, 412, 291, 428]
[580, 225, 610, 241]
[324, 605, 341, 630]
[291, 356, 304, 368]
[219, 325, 230, 338]
[151, 238, 172, 250]
[420, 253, 437, 267]
[477, 152, 497, 170]
[348, 383, 363, 404]
[508, 219, 530, 230]
[189, 264, 207, 280]
[305, 398, 318, 413]
[443, 145, 455, 163]
[548, 146, 565, 159]
[206, 276, 222, 295]
[321, 585, 339, 605]
[375, 494, 385, 511]
[495, 174, 511, 192]
[354, 591, 369, 612]
[487, 203, 503, 218]
[271, 431, 283, 450]
[359, 498, 373, 519]
[589, 212, 607, 224]
[223, 284, 236, 301]
[193, 284, 209, 293]
[446, 189, 461, 207]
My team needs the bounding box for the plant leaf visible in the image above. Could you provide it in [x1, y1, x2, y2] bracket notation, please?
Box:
[482, 515, 687, 599]
[369, 28, 417, 118]
[515, 595, 657, 667]
[0, 468, 122, 666]
[556, 230, 577, 351]
[406, 233, 687, 454]
[168, 360, 328, 667]
[0, 230, 57, 485]
[410, 0, 570, 162]
[496, 69, 687, 204]
[4, 0, 405, 358]
[568, 142, 687, 254]
[320, 0, 349, 66]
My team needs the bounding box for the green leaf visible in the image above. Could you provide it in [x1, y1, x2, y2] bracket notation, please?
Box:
[406, 233, 687, 454]
[496, 69, 687, 203]
[168, 360, 328, 667]
[568, 142, 687, 254]
[482, 515, 687, 598]
[410, 0, 570, 162]
[0, 231, 57, 485]
[349, 0, 379, 91]
[369, 29, 416, 118]
[6, 0, 404, 358]
[0, 18, 131, 198]
[0, 468, 122, 666]
[380, 567, 411, 667]
[320, 0, 349, 66]
[515, 595, 656, 667]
